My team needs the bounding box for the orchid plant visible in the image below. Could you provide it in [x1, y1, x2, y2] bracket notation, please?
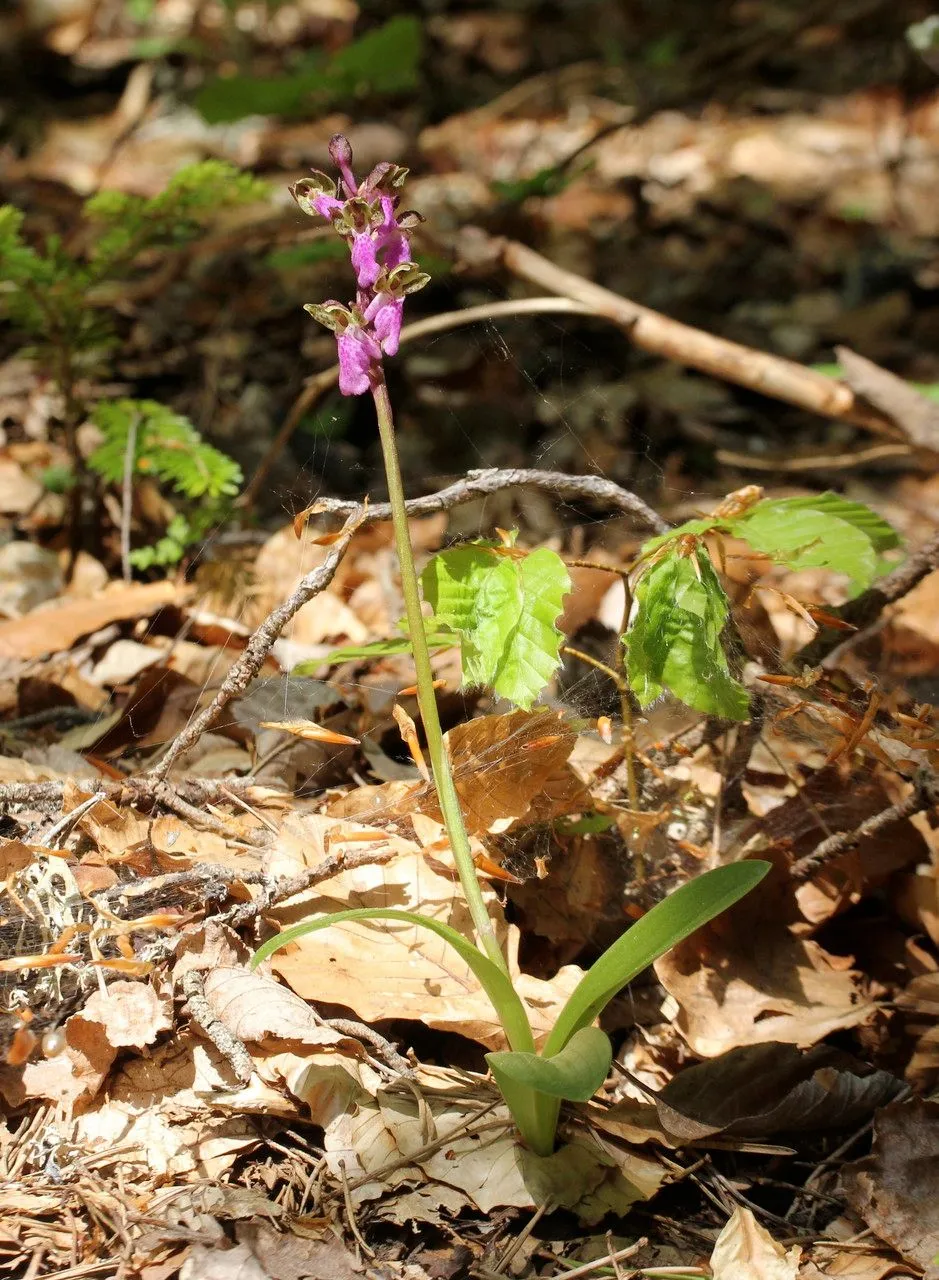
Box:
[253, 135, 769, 1156]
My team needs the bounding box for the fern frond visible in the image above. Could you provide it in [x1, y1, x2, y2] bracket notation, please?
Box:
[89, 399, 242, 501]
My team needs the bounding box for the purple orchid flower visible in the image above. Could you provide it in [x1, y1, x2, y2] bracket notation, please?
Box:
[292, 133, 429, 396]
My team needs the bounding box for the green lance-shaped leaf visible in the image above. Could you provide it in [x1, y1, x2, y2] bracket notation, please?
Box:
[252, 907, 536, 1056]
[625, 552, 749, 720]
[726, 492, 900, 591]
[421, 545, 571, 711]
[544, 861, 770, 1059]
[294, 628, 457, 672]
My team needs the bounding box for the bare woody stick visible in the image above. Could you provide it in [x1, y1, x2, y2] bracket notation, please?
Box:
[494, 237, 904, 440]
[798, 527, 939, 667]
[306, 465, 669, 535]
[148, 513, 362, 782]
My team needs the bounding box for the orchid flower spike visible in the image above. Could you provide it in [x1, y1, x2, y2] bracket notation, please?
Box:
[292, 134, 428, 395]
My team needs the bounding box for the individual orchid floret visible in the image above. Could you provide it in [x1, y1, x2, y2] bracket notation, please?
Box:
[294, 134, 429, 396]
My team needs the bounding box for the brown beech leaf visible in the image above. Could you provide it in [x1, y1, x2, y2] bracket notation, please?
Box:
[841, 1099, 939, 1278]
[201, 966, 362, 1054]
[656, 1044, 905, 1140]
[655, 903, 874, 1056]
[387, 709, 580, 833]
[266, 813, 583, 1049]
[710, 1207, 801, 1280]
[0, 580, 185, 660]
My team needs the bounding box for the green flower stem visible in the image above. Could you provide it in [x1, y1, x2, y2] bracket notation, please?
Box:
[371, 372, 510, 979]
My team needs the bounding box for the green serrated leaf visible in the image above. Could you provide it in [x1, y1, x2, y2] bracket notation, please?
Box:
[487, 1027, 613, 1103]
[625, 553, 749, 719]
[421, 545, 571, 710]
[544, 862, 770, 1057]
[727, 494, 897, 590]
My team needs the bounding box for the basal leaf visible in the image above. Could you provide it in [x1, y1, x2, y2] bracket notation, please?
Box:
[421, 545, 571, 710]
[487, 1027, 613, 1103]
[625, 553, 749, 719]
[252, 906, 535, 1055]
[544, 862, 770, 1058]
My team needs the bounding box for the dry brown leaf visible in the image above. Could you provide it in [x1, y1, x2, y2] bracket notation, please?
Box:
[201, 966, 362, 1054]
[265, 813, 583, 1049]
[0, 580, 186, 661]
[800, 1251, 919, 1277]
[80, 980, 173, 1049]
[334, 710, 582, 832]
[6, 1015, 115, 1107]
[655, 897, 874, 1056]
[711, 1207, 801, 1280]
[656, 1044, 905, 1140]
[841, 1099, 939, 1278]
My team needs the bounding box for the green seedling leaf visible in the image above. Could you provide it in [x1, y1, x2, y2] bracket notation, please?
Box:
[487, 1026, 613, 1102]
[544, 862, 770, 1057]
[625, 552, 749, 720]
[252, 907, 535, 1056]
[421, 544, 571, 710]
[727, 497, 889, 591]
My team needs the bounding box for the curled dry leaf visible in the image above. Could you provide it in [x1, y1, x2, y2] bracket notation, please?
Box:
[6, 980, 171, 1107]
[258, 720, 360, 746]
[655, 1044, 906, 1140]
[201, 966, 363, 1054]
[324, 1076, 665, 1221]
[710, 1206, 801, 1280]
[329, 708, 588, 834]
[841, 1099, 939, 1278]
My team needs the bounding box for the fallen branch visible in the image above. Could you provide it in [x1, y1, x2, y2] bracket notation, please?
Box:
[0, 774, 268, 813]
[305, 465, 669, 535]
[494, 236, 907, 440]
[791, 767, 939, 881]
[149, 513, 362, 782]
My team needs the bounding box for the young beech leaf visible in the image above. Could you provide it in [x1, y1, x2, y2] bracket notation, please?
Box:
[421, 545, 571, 710]
[625, 553, 749, 720]
[727, 493, 900, 591]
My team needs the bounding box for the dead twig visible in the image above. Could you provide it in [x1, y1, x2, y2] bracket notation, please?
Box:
[791, 767, 939, 881]
[180, 968, 254, 1085]
[493, 236, 907, 441]
[0, 775, 271, 814]
[147, 512, 362, 782]
[306, 465, 668, 534]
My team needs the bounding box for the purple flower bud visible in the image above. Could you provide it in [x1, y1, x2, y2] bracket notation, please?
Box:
[328, 133, 358, 196]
